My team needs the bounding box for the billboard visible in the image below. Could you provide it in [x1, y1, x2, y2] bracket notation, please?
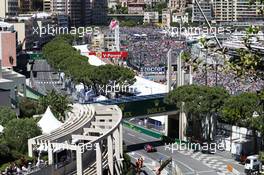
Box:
[88, 51, 128, 59]
[140, 66, 165, 73]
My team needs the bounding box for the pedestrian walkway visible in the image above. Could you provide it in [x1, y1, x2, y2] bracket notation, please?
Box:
[177, 150, 243, 175]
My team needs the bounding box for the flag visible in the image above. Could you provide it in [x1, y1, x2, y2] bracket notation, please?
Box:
[109, 19, 118, 30]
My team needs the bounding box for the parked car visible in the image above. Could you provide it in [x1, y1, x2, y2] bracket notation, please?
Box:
[144, 144, 156, 152]
[244, 155, 262, 174]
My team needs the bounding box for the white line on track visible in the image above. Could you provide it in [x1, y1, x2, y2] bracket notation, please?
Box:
[127, 133, 135, 137]
[124, 127, 160, 140]
[184, 170, 216, 174]
[138, 137, 148, 142]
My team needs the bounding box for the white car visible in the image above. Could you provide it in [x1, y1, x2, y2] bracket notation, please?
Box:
[244, 155, 262, 174]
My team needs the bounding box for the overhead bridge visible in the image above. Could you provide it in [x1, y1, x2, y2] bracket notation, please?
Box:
[85, 93, 178, 118]
[28, 104, 123, 175]
[85, 93, 185, 141]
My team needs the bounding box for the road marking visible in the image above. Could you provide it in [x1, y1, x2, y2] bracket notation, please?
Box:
[138, 137, 148, 141]
[48, 69, 60, 93]
[127, 133, 135, 137]
[124, 127, 159, 140]
[184, 170, 216, 175]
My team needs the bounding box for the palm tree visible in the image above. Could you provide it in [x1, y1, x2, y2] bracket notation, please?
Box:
[39, 90, 72, 121]
[181, 50, 202, 85]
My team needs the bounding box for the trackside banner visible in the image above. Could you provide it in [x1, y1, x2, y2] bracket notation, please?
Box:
[88, 51, 128, 59]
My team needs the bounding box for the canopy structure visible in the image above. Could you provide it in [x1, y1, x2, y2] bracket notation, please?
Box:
[130, 76, 167, 96]
[38, 107, 63, 134]
[0, 125, 4, 133]
[94, 95, 108, 101]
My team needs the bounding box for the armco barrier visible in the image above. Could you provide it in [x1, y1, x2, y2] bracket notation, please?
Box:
[122, 120, 162, 139]
[123, 121, 207, 150]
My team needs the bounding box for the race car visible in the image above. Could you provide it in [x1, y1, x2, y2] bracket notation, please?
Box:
[144, 144, 157, 152]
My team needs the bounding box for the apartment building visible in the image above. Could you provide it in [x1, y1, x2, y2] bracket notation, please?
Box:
[213, 0, 264, 22]
[18, 0, 32, 13]
[104, 32, 116, 51]
[0, 0, 19, 18]
[143, 12, 159, 24]
[91, 32, 105, 52]
[0, 31, 26, 109]
[7, 13, 58, 50]
[92, 0, 108, 25]
[43, 0, 51, 12]
[213, 0, 236, 21]
[50, 0, 68, 14]
[192, 0, 213, 22]
[11, 18, 39, 50]
[169, 0, 186, 13]
[128, 0, 145, 14]
[0, 32, 16, 68]
[144, 0, 162, 7]
[49, 0, 92, 26]
[236, 0, 264, 21]
[162, 9, 171, 27]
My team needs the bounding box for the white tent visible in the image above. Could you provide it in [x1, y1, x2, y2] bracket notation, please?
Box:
[87, 55, 106, 66]
[94, 95, 108, 101]
[0, 125, 4, 133]
[38, 106, 63, 134]
[130, 76, 167, 96]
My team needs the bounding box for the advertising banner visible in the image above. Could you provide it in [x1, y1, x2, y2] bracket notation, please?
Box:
[140, 67, 165, 72]
[88, 51, 128, 59]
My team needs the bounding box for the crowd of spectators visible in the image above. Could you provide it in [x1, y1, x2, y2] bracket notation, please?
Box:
[121, 26, 264, 93]
[128, 39, 187, 67]
[1, 163, 29, 175]
[121, 27, 187, 67]
[193, 68, 264, 94]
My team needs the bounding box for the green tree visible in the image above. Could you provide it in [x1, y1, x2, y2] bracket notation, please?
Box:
[181, 50, 203, 84]
[0, 141, 12, 164]
[226, 25, 264, 79]
[39, 90, 72, 121]
[90, 65, 136, 95]
[221, 92, 260, 125]
[153, 2, 167, 14]
[120, 20, 137, 27]
[19, 98, 43, 118]
[166, 85, 229, 141]
[0, 107, 16, 126]
[3, 118, 41, 154]
[43, 35, 136, 96]
[221, 92, 261, 153]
